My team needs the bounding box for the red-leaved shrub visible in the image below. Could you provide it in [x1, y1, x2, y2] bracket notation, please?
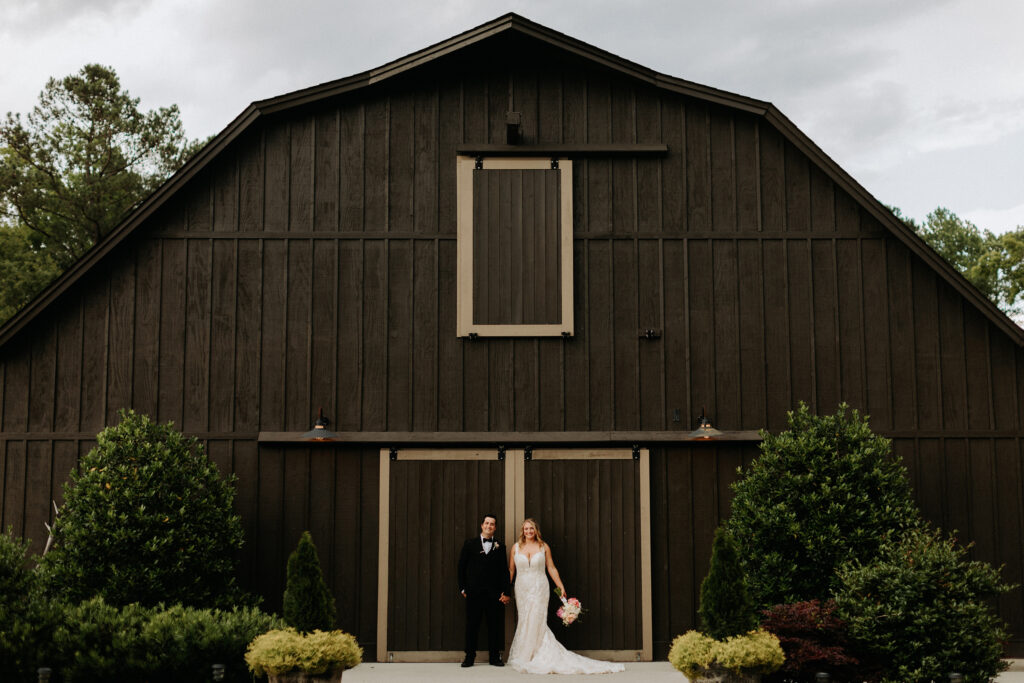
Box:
[761, 600, 869, 682]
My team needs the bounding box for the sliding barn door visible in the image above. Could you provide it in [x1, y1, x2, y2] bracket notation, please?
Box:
[519, 448, 652, 661]
[376, 447, 651, 662]
[377, 448, 512, 662]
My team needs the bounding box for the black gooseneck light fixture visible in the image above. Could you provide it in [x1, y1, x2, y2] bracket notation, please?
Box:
[301, 408, 338, 442]
[688, 406, 723, 440]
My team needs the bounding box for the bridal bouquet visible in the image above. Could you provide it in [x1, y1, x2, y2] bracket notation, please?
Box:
[554, 587, 584, 627]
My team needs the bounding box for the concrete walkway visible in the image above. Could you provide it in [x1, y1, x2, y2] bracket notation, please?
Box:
[346, 661, 1024, 682]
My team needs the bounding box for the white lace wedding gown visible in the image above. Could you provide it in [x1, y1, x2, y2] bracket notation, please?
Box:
[507, 545, 625, 675]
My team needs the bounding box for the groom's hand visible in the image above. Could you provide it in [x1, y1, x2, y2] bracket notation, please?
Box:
[499, 593, 510, 605]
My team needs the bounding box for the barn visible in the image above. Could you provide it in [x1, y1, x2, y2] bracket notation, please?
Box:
[1, 13, 1021, 660]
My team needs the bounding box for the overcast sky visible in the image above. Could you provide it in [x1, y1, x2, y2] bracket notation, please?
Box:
[3, 0, 1023, 231]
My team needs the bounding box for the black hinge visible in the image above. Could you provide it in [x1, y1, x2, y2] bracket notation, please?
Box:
[524, 446, 533, 461]
[475, 156, 484, 170]
[550, 158, 559, 170]
[639, 329, 662, 340]
[389, 447, 398, 461]
[497, 445, 506, 461]
[632, 444, 641, 460]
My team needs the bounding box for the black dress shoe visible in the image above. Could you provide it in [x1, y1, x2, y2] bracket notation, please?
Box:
[489, 659, 505, 667]
[461, 658, 474, 668]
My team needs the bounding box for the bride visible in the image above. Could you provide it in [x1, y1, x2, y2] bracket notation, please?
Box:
[506, 518, 625, 675]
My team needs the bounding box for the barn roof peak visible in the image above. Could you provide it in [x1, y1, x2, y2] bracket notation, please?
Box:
[1, 13, 1021, 348]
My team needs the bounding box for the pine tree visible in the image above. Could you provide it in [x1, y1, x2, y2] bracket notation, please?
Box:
[283, 531, 336, 633]
[698, 527, 757, 640]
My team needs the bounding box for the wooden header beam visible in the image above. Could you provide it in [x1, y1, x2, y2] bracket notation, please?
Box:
[257, 429, 763, 444]
[455, 143, 668, 157]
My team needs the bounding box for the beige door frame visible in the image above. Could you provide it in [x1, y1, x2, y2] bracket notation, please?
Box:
[377, 447, 652, 663]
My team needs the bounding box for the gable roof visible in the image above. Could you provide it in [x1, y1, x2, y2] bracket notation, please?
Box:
[2, 12, 1021, 348]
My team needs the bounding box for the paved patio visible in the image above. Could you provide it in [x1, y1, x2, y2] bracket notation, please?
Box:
[345, 660, 1024, 682]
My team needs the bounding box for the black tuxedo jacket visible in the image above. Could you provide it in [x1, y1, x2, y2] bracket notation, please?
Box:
[458, 537, 511, 598]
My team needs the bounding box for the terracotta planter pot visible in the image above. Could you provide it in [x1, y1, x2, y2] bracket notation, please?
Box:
[268, 672, 344, 683]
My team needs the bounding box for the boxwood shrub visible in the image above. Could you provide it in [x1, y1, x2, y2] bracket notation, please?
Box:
[51, 598, 283, 683]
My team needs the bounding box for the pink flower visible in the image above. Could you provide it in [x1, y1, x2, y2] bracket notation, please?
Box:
[569, 598, 580, 607]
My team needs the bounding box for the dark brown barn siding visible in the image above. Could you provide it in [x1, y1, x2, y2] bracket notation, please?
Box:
[2, 44, 1023, 655]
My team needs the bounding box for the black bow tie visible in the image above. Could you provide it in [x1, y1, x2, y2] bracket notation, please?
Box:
[483, 538, 494, 544]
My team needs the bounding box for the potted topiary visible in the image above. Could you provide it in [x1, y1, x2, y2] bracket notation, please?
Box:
[245, 628, 362, 683]
[669, 528, 784, 682]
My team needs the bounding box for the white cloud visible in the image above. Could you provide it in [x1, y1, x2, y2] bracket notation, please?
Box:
[0, 0, 1021, 228]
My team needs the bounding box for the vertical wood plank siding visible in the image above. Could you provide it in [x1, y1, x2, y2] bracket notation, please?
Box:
[523, 458, 643, 650]
[2, 51, 1023, 654]
[386, 459, 504, 651]
[472, 169, 562, 325]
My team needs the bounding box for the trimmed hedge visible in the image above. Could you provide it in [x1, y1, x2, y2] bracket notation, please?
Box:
[51, 598, 283, 683]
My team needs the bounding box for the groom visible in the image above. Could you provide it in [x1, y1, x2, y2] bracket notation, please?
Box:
[458, 513, 511, 667]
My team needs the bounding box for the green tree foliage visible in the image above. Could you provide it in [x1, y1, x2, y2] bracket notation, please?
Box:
[0, 529, 60, 682]
[0, 64, 201, 324]
[835, 527, 1013, 683]
[0, 221, 61, 324]
[698, 527, 757, 640]
[892, 205, 1024, 317]
[39, 410, 246, 608]
[283, 531, 337, 633]
[726, 403, 921, 608]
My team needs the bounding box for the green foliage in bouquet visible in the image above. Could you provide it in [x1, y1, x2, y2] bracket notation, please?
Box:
[245, 628, 362, 677]
[283, 531, 337, 633]
[727, 403, 921, 608]
[40, 410, 247, 608]
[669, 629, 784, 678]
[834, 526, 1013, 683]
[0, 529, 61, 682]
[699, 527, 758, 640]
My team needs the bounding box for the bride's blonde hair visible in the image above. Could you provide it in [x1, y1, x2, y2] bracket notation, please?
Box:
[517, 518, 545, 547]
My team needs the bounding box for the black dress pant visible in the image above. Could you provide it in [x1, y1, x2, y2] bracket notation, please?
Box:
[465, 592, 503, 660]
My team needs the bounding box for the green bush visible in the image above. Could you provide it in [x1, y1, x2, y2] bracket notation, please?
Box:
[0, 529, 60, 682]
[699, 527, 757, 640]
[727, 403, 921, 608]
[40, 409, 247, 608]
[245, 628, 363, 676]
[51, 597, 283, 683]
[834, 526, 1013, 683]
[284, 531, 337, 633]
[53, 598, 152, 681]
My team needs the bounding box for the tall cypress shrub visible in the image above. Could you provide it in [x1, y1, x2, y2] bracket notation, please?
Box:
[283, 531, 336, 633]
[698, 527, 757, 640]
